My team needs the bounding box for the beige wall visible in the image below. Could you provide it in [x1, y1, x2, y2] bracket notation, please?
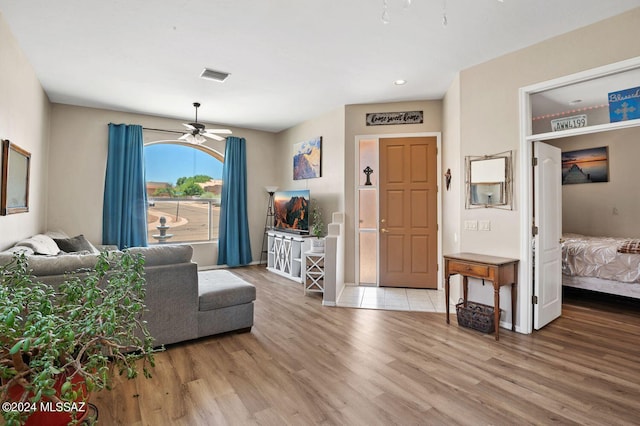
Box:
[275, 106, 346, 233]
[0, 13, 50, 250]
[548, 127, 640, 238]
[442, 73, 463, 301]
[442, 74, 462, 258]
[344, 100, 443, 283]
[455, 8, 640, 317]
[48, 104, 278, 267]
[460, 7, 640, 257]
[276, 100, 443, 285]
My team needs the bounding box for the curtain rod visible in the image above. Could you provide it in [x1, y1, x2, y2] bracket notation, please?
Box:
[142, 127, 183, 135]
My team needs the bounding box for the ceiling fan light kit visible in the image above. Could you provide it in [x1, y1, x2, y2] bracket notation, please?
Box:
[180, 102, 232, 144]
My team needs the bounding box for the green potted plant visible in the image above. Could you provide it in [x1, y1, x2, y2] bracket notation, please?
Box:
[310, 205, 325, 252]
[0, 251, 158, 426]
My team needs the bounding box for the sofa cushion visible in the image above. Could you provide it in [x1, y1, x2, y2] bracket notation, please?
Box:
[128, 245, 193, 266]
[15, 234, 60, 255]
[25, 252, 101, 276]
[198, 270, 256, 311]
[53, 234, 99, 254]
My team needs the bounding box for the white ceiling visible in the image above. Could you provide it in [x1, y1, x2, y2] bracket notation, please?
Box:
[1, 1, 639, 132]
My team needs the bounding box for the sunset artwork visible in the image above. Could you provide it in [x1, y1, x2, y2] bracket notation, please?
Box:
[561, 146, 609, 185]
[293, 137, 321, 180]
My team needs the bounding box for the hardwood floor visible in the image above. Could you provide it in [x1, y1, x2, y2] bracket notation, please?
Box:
[93, 266, 640, 425]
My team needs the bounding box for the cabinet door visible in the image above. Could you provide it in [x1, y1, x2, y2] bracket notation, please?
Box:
[273, 237, 284, 270]
[282, 238, 292, 274]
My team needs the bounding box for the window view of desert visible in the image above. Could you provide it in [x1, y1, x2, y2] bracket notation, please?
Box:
[146, 176, 221, 243]
[147, 199, 220, 243]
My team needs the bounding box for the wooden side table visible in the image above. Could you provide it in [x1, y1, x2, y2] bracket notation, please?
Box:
[443, 253, 519, 340]
[303, 251, 325, 295]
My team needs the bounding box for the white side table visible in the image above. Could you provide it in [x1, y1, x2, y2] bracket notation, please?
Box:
[304, 251, 325, 295]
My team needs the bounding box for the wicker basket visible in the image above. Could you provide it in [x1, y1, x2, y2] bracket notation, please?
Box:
[455, 301, 497, 334]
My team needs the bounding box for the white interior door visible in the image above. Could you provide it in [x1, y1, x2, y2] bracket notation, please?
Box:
[533, 142, 562, 329]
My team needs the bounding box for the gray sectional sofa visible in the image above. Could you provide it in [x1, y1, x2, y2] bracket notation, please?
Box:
[0, 233, 255, 347]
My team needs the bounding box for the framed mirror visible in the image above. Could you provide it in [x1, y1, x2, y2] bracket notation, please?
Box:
[1, 140, 31, 215]
[465, 150, 512, 210]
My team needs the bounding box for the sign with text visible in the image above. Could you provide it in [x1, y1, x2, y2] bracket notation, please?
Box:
[608, 86, 640, 122]
[551, 114, 587, 132]
[366, 111, 423, 126]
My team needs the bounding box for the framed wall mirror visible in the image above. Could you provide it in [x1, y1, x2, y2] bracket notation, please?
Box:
[465, 150, 513, 210]
[1, 140, 31, 215]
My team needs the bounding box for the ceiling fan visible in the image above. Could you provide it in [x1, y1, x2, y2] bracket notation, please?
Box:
[179, 102, 231, 143]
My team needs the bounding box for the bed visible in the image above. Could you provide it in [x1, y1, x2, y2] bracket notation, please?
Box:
[561, 233, 640, 299]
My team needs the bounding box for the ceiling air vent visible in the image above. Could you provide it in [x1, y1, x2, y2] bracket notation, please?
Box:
[200, 68, 230, 82]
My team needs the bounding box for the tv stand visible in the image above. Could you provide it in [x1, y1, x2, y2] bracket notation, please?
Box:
[267, 231, 310, 282]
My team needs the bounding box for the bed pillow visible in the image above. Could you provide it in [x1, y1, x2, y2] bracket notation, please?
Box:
[618, 239, 640, 254]
[15, 234, 60, 255]
[53, 234, 100, 254]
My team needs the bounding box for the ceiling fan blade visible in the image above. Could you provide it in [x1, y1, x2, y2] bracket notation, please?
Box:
[205, 129, 232, 134]
[202, 133, 225, 141]
[179, 133, 196, 143]
[183, 123, 196, 131]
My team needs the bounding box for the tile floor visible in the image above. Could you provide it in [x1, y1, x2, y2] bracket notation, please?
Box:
[337, 285, 450, 313]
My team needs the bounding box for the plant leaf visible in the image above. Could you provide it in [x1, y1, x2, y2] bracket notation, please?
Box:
[9, 340, 23, 355]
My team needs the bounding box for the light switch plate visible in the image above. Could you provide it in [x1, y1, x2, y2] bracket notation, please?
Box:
[479, 220, 491, 231]
[464, 220, 478, 231]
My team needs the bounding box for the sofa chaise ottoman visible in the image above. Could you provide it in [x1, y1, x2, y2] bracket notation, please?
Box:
[197, 270, 256, 338]
[0, 233, 256, 347]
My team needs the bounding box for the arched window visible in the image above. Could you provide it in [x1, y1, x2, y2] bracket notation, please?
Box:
[144, 142, 224, 244]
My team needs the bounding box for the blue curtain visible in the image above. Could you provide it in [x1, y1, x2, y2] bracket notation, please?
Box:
[102, 123, 148, 249]
[218, 136, 252, 266]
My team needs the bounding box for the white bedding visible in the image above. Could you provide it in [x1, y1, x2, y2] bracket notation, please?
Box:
[561, 233, 640, 283]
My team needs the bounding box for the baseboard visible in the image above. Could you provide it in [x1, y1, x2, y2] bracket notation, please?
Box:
[198, 260, 264, 271]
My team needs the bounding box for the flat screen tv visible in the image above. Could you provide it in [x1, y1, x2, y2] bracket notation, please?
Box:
[273, 190, 310, 234]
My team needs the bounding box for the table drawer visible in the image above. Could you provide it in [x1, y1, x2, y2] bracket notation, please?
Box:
[448, 261, 489, 278]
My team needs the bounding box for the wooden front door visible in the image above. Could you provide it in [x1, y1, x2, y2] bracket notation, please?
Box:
[379, 137, 438, 288]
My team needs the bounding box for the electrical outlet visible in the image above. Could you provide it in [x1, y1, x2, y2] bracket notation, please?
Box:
[479, 220, 491, 231]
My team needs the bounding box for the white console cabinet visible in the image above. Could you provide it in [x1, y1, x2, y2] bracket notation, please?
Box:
[267, 231, 310, 282]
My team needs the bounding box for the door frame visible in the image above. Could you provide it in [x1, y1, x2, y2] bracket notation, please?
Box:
[354, 132, 442, 289]
[518, 56, 640, 334]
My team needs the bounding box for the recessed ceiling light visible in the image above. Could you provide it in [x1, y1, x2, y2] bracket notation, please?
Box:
[569, 99, 582, 105]
[394, 79, 407, 86]
[200, 68, 230, 82]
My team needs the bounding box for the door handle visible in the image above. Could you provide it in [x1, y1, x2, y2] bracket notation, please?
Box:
[381, 228, 389, 233]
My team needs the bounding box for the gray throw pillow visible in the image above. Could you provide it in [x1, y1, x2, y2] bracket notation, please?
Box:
[53, 234, 99, 254]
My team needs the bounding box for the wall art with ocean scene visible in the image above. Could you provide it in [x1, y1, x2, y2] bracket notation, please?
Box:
[561, 146, 609, 185]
